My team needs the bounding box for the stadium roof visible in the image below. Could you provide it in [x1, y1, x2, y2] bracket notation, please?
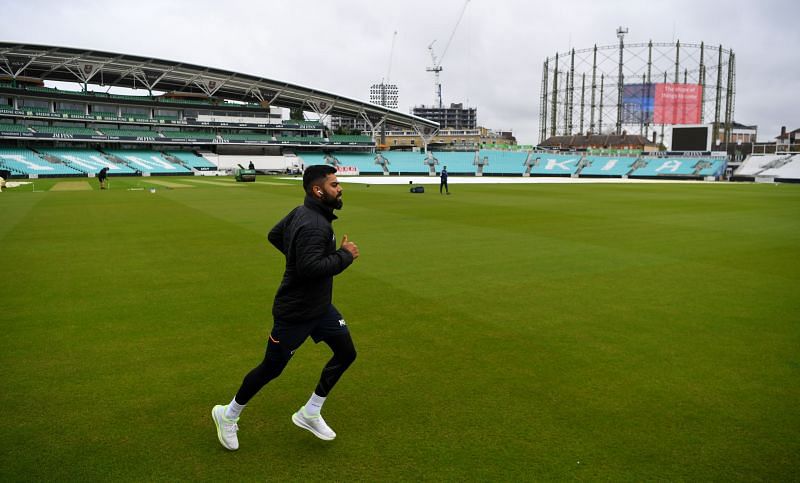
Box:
[0, 41, 438, 130]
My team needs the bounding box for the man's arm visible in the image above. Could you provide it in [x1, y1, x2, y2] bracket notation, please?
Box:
[267, 215, 290, 254]
[294, 227, 355, 279]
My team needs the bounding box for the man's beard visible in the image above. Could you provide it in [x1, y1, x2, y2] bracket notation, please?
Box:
[321, 192, 343, 210]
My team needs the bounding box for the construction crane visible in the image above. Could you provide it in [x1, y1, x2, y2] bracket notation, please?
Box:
[386, 30, 398, 83]
[426, 0, 470, 108]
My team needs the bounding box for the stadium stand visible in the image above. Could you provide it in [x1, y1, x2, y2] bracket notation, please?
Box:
[283, 121, 323, 129]
[481, 150, 529, 175]
[55, 109, 87, 116]
[119, 114, 152, 121]
[736, 154, 794, 176]
[98, 128, 162, 138]
[329, 135, 373, 144]
[32, 125, 100, 136]
[760, 155, 800, 179]
[280, 135, 325, 144]
[737, 154, 800, 180]
[431, 151, 475, 173]
[18, 105, 51, 114]
[163, 151, 217, 170]
[0, 148, 83, 176]
[692, 159, 726, 177]
[161, 130, 216, 141]
[736, 154, 781, 176]
[629, 158, 701, 177]
[0, 122, 32, 133]
[103, 150, 192, 174]
[298, 150, 582, 175]
[578, 156, 639, 177]
[358, 151, 425, 173]
[527, 153, 582, 176]
[38, 148, 136, 175]
[220, 133, 274, 142]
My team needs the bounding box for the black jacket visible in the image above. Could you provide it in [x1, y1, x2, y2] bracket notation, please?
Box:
[268, 195, 354, 321]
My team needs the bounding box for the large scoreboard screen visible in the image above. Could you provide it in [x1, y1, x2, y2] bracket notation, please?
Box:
[671, 126, 710, 151]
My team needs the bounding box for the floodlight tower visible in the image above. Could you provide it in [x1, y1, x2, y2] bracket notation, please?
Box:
[616, 26, 628, 135]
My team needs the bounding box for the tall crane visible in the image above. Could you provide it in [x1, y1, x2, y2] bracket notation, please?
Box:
[386, 30, 398, 83]
[426, 0, 470, 108]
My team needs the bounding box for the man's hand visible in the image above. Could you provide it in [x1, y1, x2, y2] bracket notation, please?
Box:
[341, 234, 359, 260]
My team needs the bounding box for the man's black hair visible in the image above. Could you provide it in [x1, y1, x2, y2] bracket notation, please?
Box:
[303, 164, 337, 193]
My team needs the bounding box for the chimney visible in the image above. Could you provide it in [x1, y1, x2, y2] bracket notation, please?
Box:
[780, 126, 787, 138]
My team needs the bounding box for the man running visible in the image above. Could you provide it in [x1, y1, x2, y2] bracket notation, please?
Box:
[212, 164, 360, 450]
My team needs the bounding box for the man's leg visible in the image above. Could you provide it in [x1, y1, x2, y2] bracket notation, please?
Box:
[292, 332, 357, 440]
[212, 336, 294, 450]
[314, 333, 357, 400]
[233, 337, 293, 406]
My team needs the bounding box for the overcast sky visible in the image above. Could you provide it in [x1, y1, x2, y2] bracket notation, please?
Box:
[2, 0, 798, 143]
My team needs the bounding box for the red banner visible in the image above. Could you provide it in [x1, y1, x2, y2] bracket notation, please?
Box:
[654, 84, 701, 124]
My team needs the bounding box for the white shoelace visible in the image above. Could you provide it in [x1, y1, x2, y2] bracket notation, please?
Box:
[223, 422, 239, 433]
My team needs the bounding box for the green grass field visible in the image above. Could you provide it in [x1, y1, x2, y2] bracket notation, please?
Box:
[1, 176, 798, 481]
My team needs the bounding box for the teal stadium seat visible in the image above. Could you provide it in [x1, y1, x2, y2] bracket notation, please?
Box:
[38, 148, 136, 175]
[0, 148, 83, 176]
[480, 150, 529, 175]
[630, 158, 699, 177]
[579, 156, 638, 176]
[104, 150, 192, 174]
[528, 153, 581, 175]
[300, 150, 536, 175]
[164, 151, 217, 169]
[372, 151, 428, 173]
[693, 159, 725, 177]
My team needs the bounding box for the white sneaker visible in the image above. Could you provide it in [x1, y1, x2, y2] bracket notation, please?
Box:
[212, 405, 240, 450]
[292, 406, 336, 440]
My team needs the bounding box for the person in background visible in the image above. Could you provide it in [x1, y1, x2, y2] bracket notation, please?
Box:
[98, 167, 109, 190]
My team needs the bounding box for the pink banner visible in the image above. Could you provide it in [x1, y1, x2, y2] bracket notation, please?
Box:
[654, 84, 702, 124]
